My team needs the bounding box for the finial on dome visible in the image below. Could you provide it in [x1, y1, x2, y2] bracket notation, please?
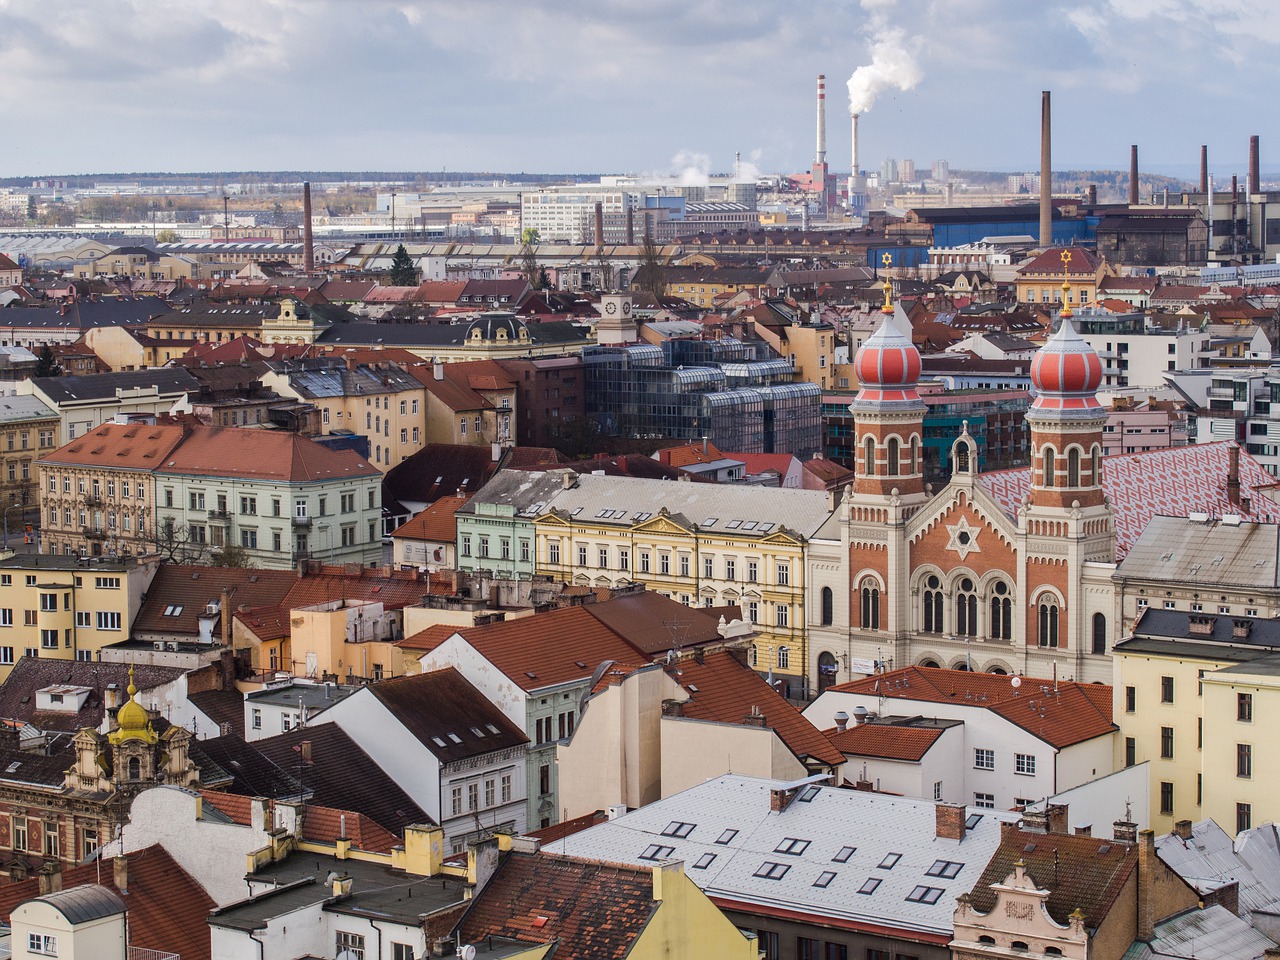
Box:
[1059, 249, 1074, 320]
[127, 663, 137, 698]
[881, 252, 894, 315]
[961, 419, 969, 436]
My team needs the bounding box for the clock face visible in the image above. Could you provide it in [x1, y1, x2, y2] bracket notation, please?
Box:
[605, 301, 617, 314]
[622, 301, 632, 316]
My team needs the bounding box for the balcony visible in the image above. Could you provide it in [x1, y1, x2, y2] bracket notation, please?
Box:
[292, 515, 312, 528]
[82, 526, 108, 539]
[128, 947, 179, 960]
[83, 495, 104, 507]
[1207, 386, 1240, 400]
[207, 509, 232, 523]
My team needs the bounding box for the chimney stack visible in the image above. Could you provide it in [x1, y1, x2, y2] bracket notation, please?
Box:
[1227, 444, 1241, 505]
[1200, 145, 1209, 195]
[852, 113, 860, 179]
[1250, 135, 1260, 196]
[1039, 91, 1052, 247]
[625, 207, 635, 246]
[833, 710, 849, 733]
[815, 74, 827, 165]
[1086, 183, 1097, 206]
[594, 201, 604, 249]
[113, 856, 128, 893]
[1130, 145, 1140, 205]
[303, 181, 315, 275]
[1137, 829, 1156, 941]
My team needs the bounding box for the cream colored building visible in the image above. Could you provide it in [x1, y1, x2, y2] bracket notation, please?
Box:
[1200, 659, 1279, 837]
[9, 885, 127, 960]
[0, 554, 158, 680]
[532, 474, 834, 698]
[0, 397, 59, 512]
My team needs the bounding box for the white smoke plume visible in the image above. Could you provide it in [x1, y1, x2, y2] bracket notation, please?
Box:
[735, 148, 764, 183]
[846, 1, 922, 115]
[671, 150, 712, 186]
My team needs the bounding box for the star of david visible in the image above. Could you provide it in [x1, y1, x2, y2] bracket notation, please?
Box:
[945, 515, 982, 560]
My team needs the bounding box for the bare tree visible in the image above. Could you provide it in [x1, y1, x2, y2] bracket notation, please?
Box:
[152, 522, 208, 564]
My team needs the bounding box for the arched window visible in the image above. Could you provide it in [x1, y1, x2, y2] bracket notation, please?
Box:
[863, 437, 876, 477]
[955, 661, 971, 671]
[978, 937, 996, 946]
[860, 579, 880, 630]
[127, 756, 141, 780]
[887, 437, 900, 477]
[910, 437, 920, 475]
[1038, 600, 1060, 648]
[1067, 448, 1081, 487]
[1011, 943, 1029, 952]
[955, 577, 977, 637]
[955, 442, 971, 474]
[924, 575, 943, 633]
[1090, 444, 1102, 486]
[1042, 448, 1056, 488]
[920, 659, 941, 668]
[1092, 612, 1107, 655]
[989, 666, 1008, 675]
[777, 646, 790, 669]
[817, 651, 838, 692]
[749, 644, 758, 667]
[820, 586, 834, 626]
[989, 581, 1012, 640]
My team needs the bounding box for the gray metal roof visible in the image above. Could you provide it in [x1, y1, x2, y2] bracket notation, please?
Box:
[458, 468, 576, 519]
[1122, 904, 1276, 960]
[33, 884, 126, 923]
[556, 774, 1014, 937]
[1156, 820, 1280, 925]
[1117, 516, 1280, 589]
[30, 367, 201, 405]
[0, 395, 57, 424]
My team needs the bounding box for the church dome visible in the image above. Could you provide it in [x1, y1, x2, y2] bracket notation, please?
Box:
[851, 308, 923, 410]
[1030, 318, 1103, 413]
[109, 666, 158, 746]
[466, 312, 528, 343]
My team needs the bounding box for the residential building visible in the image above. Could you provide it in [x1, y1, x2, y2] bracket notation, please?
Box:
[806, 667, 1116, 811]
[390, 493, 468, 569]
[0, 397, 58, 510]
[1073, 309, 1213, 389]
[0, 554, 158, 678]
[744, 299, 839, 389]
[260, 356, 428, 470]
[494, 355, 586, 446]
[402, 591, 739, 830]
[1015, 247, 1116, 308]
[243, 678, 358, 741]
[823, 714, 965, 799]
[417, 358, 517, 447]
[557, 648, 844, 820]
[380, 441, 512, 536]
[531, 472, 832, 696]
[316, 313, 592, 363]
[308, 667, 529, 853]
[37, 422, 186, 557]
[19, 367, 201, 441]
[453, 850, 760, 960]
[557, 773, 1014, 960]
[454, 469, 569, 579]
[520, 188, 639, 244]
[153, 426, 382, 568]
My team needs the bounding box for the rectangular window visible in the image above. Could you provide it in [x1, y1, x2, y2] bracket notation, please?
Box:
[0, 647, 11, 664]
[776, 562, 790, 585]
[753, 861, 791, 880]
[640, 551, 650, 573]
[1161, 676, 1174, 703]
[12, 817, 27, 851]
[501, 773, 511, 803]
[776, 604, 789, 627]
[27, 933, 57, 957]
[467, 782, 479, 811]
[1239, 692, 1254, 722]
[598, 547, 608, 568]
[1161, 726, 1174, 759]
[775, 837, 811, 856]
[906, 885, 945, 904]
[75, 611, 90, 628]
[461, 535, 471, 557]
[703, 556, 714, 578]
[1160, 781, 1174, 814]
[40, 629, 58, 649]
[43, 824, 59, 857]
[1238, 743, 1252, 778]
[660, 553, 670, 575]
[336, 932, 366, 960]
[240, 529, 258, 549]
[1125, 685, 1136, 712]
[1238, 802, 1253, 834]
[974, 792, 995, 809]
[832, 845, 856, 863]
[485, 779, 495, 808]
[451, 786, 462, 816]
[1015, 753, 1036, 776]
[925, 859, 965, 879]
[725, 558, 736, 580]
[95, 612, 121, 631]
[679, 554, 690, 577]
[549, 542, 560, 564]
[577, 544, 587, 566]
[0, 609, 9, 627]
[95, 576, 120, 589]
[39, 593, 57, 612]
[240, 496, 257, 515]
[799, 939, 821, 960]
[640, 844, 676, 861]
[747, 560, 758, 582]
[1125, 737, 1136, 767]
[858, 877, 881, 895]
[618, 548, 629, 571]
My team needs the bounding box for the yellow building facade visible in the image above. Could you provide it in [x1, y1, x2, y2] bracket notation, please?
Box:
[1200, 662, 1278, 837]
[0, 555, 158, 680]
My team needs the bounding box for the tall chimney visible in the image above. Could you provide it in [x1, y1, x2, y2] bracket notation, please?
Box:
[594, 201, 604, 249]
[1249, 135, 1260, 196]
[1129, 145, 1140, 206]
[852, 114, 860, 178]
[816, 74, 827, 165]
[1039, 91, 1052, 247]
[625, 207, 635, 246]
[303, 181, 315, 275]
[1200, 145, 1209, 195]
[1086, 184, 1097, 206]
[1227, 444, 1241, 506]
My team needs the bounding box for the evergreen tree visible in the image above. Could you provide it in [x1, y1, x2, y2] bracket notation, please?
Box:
[33, 344, 61, 378]
[389, 244, 417, 286]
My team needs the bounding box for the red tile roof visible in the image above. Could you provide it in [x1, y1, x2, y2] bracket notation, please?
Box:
[159, 426, 379, 482]
[390, 494, 470, 542]
[979, 441, 1280, 559]
[134, 565, 296, 638]
[455, 852, 658, 960]
[528, 810, 608, 845]
[1017, 247, 1104, 276]
[826, 722, 947, 761]
[654, 441, 726, 468]
[38, 422, 186, 471]
[0, 844, 215, 960]
[829, 666, 1115, 749]
[199, 791, 401, 853]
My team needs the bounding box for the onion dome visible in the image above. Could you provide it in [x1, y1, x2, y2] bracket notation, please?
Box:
[109, 665, 158, 746]
[1030, 317, 1103, 415]
[851, 315, 923, 409]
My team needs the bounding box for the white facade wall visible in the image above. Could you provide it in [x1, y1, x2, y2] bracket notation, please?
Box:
[842, 724, 966, 802]
[417, 637, 527, 728]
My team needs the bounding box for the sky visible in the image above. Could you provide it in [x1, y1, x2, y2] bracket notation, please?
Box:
[1, 0, 1277, 180]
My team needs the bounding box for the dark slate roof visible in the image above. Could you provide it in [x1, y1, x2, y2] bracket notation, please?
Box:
[0, 298, 170, 330]
[579, 592, 729, 656]
[188, 689, 246, 739]
[1123, 608, 1280, 653]
[30, 366, 202, 404]
[316, 319, 589, 348]
[251, 724, 432, 834]
[382, 443, 503, 511]
[0, 660, 186, 733]
[193, 733, 302, 798]
[33, 884, 126, 923]
[966, 828, 1137, 928]
[454, 851, 658, 960]
[0, 737, 75, 790]
[364, 667, 528, 762]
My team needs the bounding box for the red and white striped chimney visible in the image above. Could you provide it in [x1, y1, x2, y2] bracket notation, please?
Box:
[816, 74, 827, 165]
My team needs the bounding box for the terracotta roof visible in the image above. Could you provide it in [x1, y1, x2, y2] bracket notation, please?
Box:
[413, 280, 468, 304]
[38, 422, 185, 471]
[979, 441, 1280, 559]
[382, 443, 502, 511]
[0, 844, 215, 960]
[1017, 247, 1104, 276]
[158, 426, 378, 482]
[579, 593, 733, 656]
[233, 603, 291, 642]
[364, 667, 529, 761]
[454, 851, 658, 959]
[390, 494, 469, 542]
[199, 790, 401, 854]
[654, 440, 726, 468]
[133, 565, 295, 638]
[672, 650, 845, 766]
[528, 811, 608, 845]
[199, 789, 254, 824]
[826, 722, 947, 761]
[0, 659, 185, 733]
[828, 666, 1115, 749]
[280, 567, 441, 611]
[732, 452, 798, 477]
[967, 828, 1137, 927]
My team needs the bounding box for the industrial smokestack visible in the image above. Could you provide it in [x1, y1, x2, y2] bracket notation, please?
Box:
[816, 74, 827, 165]
[1129, 145, 1139, 206]
[302, 181, 315, 275]
[1039, 91, 1052, 247]
[1086, 184, 1097, 206]
[1200, 145, 1208, 195]
[625, 207, 634, 245]
[594, 201, 604, 248]
[852, 114, 860, 178]
[1249, 135, 1260, 195]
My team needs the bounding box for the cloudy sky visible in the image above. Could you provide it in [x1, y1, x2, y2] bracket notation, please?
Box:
[1, 0, 1276, 179]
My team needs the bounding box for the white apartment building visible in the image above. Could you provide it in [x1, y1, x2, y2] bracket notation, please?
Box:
[520, 188, 640, 244]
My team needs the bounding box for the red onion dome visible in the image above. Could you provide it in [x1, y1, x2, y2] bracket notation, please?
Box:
[853, 318, 922, 396]
[1030, 318, 1103, 415]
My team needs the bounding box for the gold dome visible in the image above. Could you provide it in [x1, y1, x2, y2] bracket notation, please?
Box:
[109, 666, 158, 746]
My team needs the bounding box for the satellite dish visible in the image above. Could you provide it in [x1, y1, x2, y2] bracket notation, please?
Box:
[460, 946, 477, 960]
[1010, 676, 1022, 688]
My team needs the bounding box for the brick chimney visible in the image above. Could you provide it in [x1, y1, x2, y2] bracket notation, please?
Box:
[743, 710, 768, 728]
[1137, 829, 1156, 941]
[661, 699, 685, 718]
[1113, 819, 1138, 842]
[37, 862, 62, 895]
[1173, 819, 1193, 841]
[1227, 445, 1241, 506]
[113, 855, 128, 894]
[1046, 803, 1069, 835]
[770, 785, 800, 812]
[936, 802, 967, 841]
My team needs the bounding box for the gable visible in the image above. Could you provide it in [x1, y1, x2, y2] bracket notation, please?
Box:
[631, 513, 693, 536]
[908, 490, 1018, 576]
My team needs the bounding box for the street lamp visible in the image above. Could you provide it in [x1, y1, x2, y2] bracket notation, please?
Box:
[3, 497, 21, 550]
